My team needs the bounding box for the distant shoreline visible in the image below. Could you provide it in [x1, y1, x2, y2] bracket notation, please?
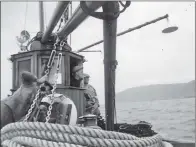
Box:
[116, 96, 195, 103]
[116, 80, 195, 102]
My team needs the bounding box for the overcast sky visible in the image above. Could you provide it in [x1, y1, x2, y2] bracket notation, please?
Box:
[1, 2, 195, 104]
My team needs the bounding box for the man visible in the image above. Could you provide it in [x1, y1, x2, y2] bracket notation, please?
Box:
[71, 64, 84, 88]
[83, 74, 100, 116]
[1, 71, 48, 129]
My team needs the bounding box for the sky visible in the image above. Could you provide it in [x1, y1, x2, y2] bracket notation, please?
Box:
[1, 1, 195, 104]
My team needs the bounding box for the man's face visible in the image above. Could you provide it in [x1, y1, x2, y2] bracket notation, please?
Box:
[74, 70, 83, 80]
[84, 77, 89, 84]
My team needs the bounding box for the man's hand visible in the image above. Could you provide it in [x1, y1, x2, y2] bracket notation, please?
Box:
[37, 74, 49, 84]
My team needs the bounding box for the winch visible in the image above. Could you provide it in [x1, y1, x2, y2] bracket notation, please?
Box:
[79, 114, 102, 129]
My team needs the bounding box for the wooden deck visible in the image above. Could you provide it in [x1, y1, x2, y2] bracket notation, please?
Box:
[164, 139, 195, 147]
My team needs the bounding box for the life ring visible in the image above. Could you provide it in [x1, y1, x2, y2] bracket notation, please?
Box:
[39, 93, 77, 125]
[162, 141, 173, 147]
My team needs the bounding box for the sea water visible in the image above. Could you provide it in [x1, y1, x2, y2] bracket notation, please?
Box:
[99, 98, 195, 142]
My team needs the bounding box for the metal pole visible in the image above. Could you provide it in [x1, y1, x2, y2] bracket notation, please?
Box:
[103, 2, 119, 131]
[39, 1, 45, 32]
[41, 1, 70, 43]
[76, 14, 169, 52]
[57, 1, 105, 39]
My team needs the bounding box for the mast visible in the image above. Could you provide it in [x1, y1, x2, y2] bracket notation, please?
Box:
[39, 1, 45, 32]
[102, 2, 119, 131]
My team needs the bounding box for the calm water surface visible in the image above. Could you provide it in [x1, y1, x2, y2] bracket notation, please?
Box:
[100, 98, 195, 142]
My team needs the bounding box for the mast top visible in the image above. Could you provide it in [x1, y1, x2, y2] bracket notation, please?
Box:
[39, 1, 45, 32]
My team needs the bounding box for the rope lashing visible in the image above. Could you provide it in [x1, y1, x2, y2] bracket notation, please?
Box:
[1, 122, 164, 147]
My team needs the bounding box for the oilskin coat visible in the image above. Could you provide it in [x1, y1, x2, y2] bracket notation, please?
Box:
[1, 71, 42, 129]
[84, 84, 100, 116]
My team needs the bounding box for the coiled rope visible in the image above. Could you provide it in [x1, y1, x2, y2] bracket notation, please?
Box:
[1, 122, 164, 147]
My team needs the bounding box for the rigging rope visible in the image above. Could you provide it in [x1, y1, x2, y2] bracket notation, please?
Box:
[69, 2, 73, 46]
[1, 122, 164, 147]
[24, 2, 28, 31]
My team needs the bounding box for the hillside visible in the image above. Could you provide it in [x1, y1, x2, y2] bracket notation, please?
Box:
[116, 80, 195, 102]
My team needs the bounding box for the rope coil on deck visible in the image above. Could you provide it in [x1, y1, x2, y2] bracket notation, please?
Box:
[1, 122, 164, 147]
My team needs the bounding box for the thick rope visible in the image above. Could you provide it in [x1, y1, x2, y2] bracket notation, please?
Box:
[2, 139, 25, 147]
[1, 122, 164, 147]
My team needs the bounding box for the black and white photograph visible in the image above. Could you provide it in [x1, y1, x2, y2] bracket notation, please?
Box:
[1, 1, 195, 147]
